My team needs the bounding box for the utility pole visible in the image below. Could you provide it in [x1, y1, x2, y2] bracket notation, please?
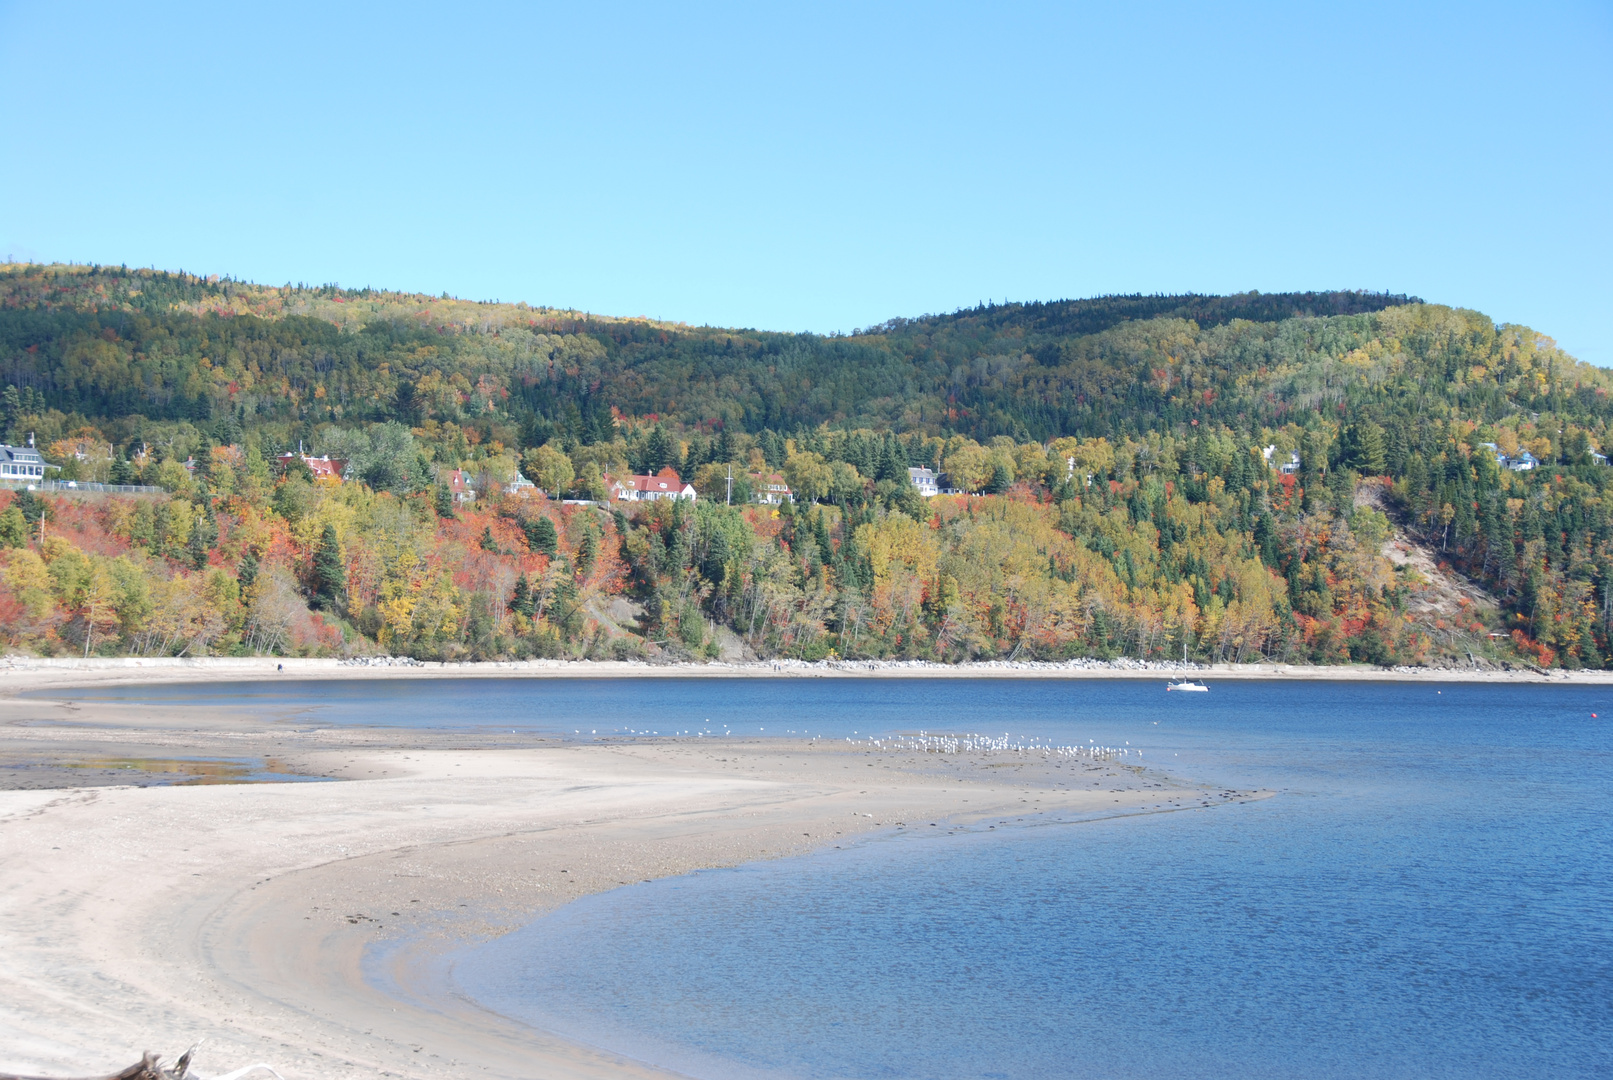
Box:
[726, 464, 733, 506]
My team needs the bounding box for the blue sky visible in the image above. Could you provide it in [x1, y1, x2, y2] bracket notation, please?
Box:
[2, 1, 1609, 362]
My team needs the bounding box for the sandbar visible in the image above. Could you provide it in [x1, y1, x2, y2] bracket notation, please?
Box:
[0, 672, 1274, 1078]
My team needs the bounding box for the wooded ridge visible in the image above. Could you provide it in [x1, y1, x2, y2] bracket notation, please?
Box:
[2, 262, 1608, 669]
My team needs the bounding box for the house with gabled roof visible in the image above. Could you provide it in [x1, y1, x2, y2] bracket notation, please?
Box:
[751, 472, 793, 505]
[907, 466, 939, 497]
[609, 467, 696, 502]
[445, 468, 477, 503]
[276, 451, 346, 483]
[0, 440, 47, 485]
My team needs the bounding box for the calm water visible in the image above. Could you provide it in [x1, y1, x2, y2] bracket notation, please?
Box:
[50, 678, 1613, 1077]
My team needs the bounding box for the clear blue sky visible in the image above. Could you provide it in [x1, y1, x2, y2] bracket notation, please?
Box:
[3, 2, 1609, 361]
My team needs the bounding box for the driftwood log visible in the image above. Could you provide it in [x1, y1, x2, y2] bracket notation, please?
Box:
[0, 1047, 281, 1080]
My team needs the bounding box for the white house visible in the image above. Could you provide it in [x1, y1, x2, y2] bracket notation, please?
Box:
[507, 472, 539, 498]
[1482, 443, 1539, 472]
[0, 441, 47, 483]
[907, 466, 939, 497]
[1263, 445, 1301, 475]
[751, 472, 793, 505]
[610, 468, 697, 502]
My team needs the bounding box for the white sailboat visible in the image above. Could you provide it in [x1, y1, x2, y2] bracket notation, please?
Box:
[1167, 640, 1209, 692]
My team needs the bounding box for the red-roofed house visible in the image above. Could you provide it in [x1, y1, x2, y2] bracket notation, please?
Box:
[609, 467, 696, 503]
[445, 468, 476, 504]
[276, 452, 346, 483]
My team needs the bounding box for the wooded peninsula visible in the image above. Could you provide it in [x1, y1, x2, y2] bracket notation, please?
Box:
[2, 263, 1607, 669]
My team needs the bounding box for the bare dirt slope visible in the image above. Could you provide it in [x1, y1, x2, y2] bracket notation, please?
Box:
[1356, 480, 1500, 633]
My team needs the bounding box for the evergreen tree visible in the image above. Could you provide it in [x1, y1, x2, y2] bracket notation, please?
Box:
[645, 425, 673, 473]
[1253, 513, 1280, 567]
[110, 454, 137, 486]
[681, 435, 708, 477]
[986, 462, 1012, 494]
[434, 483, 456, 519]
[188, 503, 218, 570]
[1, 385, 20, 440]
[238, 548, 260, 589]
[512, 574, 533, 617]
[1344, 422, 1388, 475]
[524, 515, 558, 556]
[876, 436, 907, 483]
[761, 430, 786, 469]
[15, 489, 47, 526]
[577, 530, 598, 577]
[192, 437, 213, 490]
[699, 527, 730, 585]
[312, 523, 346, 611]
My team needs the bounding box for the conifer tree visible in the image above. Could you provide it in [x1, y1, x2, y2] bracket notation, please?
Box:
[645, 425, 673, 474]
[512, 574, 533, 617]
[188, 503, 218, 570]
[986, 462, 1012, 494]
[524, 515, 558, 556]
[312, 523, 346, 612]
[238, 548, 260, 589]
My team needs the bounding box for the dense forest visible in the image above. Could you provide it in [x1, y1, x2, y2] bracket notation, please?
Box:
[3, 262, 1610, 669]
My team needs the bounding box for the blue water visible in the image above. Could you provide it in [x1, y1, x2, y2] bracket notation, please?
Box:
[47, 678, 1613, 1076]
[438, 680, 1611, 1080]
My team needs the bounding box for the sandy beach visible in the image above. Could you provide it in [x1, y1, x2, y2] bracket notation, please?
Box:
[0, 664, 1275, 1080]
[5, 653, 1612, 697]
[2, 653, 1592, 1079]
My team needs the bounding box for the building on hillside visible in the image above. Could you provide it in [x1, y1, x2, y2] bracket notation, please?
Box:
[907, 466, 939, 497]
[1480, 443, 1540, 472]
[55, 435, 111, 463]
[507, 472, 539, 498]
[445, 468, 476, 503]
[1063, 456, 1093, 488]
[752, 472, 793, 505]
[609, 467, 697, 502]
[275, 451, 346, 483]
[0, 441, 47, 484]
[1262, 445, 1302, 475]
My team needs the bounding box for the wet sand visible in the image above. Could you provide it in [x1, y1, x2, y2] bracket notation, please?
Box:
[0, 678, 1253, 1079]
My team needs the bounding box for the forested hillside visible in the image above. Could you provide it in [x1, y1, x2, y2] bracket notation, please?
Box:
[3, 262, 1610, 668]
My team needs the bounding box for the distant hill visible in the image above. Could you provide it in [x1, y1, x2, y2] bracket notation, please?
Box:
[4, 265, 1602, 453]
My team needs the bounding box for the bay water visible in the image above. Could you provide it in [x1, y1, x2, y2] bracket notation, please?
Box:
[54, 677, 1613, 1077]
